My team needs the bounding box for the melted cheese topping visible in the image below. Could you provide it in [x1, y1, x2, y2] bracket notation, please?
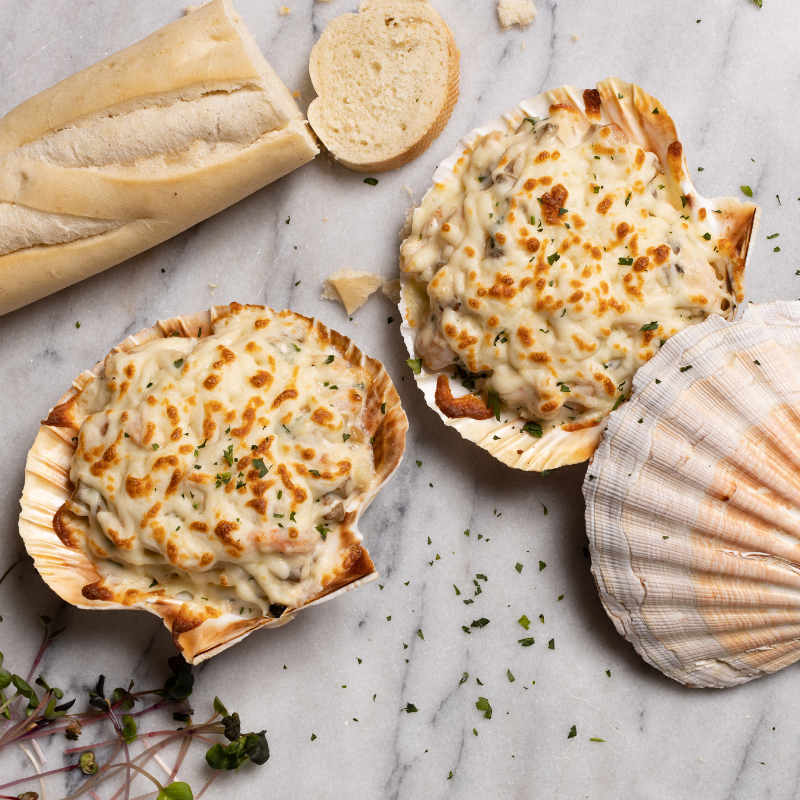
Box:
[65, 307, 375, 617]
[401, 119, 736, 427]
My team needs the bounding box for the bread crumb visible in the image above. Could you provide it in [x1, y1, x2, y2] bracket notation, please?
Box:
[521, 40, 526, 50]
[208, 283, 218, 289]
[402, 184, 415, 198]
[382, 279, 401, 305]
[321, 268, 384, 314]
[497, 0, 538, 29]
[292, 90, 301, 99]
[279, 6, 291, 15]
[323, 217, 329, 222]
[399, 204, 418, 240]
[572, 33, 580, 41]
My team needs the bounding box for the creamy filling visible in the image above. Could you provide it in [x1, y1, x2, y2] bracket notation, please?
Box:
[65, 307, 375, 617]
[401, 118, 736, 429]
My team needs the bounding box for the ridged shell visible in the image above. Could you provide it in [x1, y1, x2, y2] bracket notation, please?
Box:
[19, 304, 408, 664]
[399, 77, 760, 471]
[584, 301, 800, 688]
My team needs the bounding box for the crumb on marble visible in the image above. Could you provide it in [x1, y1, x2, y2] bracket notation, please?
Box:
[382, 279, 401, 305]
[402, 184, 415, 198]
[323, 217, 329, 222]
[321, 268, 384, 314]
[279, 5, 291, 15]
[497, 0, 538, 30]
[292, 90, 301, 99]
[572, 33, 580, 41]
[521, 40, 526, 50]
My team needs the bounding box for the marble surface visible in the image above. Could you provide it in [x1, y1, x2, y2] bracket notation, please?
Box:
[1, 0, 799, 797]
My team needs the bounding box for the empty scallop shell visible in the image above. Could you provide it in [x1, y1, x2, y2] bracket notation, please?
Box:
[399, 77, 759, 471]
[19, 304, 408, 664]
[584, 301, 800, 688]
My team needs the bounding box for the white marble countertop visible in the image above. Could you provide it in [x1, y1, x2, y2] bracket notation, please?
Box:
[1, 0, 798, 797]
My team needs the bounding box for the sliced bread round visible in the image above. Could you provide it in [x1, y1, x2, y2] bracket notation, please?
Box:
[308, 0, 459, 172]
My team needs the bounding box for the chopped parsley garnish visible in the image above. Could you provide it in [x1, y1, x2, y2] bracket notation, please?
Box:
[518, 638, 535, 647]
[215, 472, 231, 487]
[493, 330, 508, 346]
[381, 403, 386, 414]
[406, 358, 422, 374]
[539, 561, 546, 571]
[309, 469, 321, 477]
[486, 388, 502, 421]
[364, 177, 379, 186]
[475, 697, 492, 719]
[640, 321, 658, 331]
[342, 433, 351, 442]
[518, 615, 531, 630]
[403, 703, 418, 713]
[152, 443, 160, 451]
[558, 207, 569, 216]
[223, 445, 234, 467]
[324, 355, 335, 364]
[741, 185, 753, 198]
[618, 257, 633, 266]
[680, 365, 693, 372]
[173, 358, 184, 369]
[559, 384, 570, 393]
[515, 563, 523, 573]
[315, 525, 330, 540]
[767, 233, 780, 239]
[471, 618, 490, 629]
[522, 420, 543, 438]
[702, 232, 711, 240]
[252, 458, 269, 478]
[568, 725, 577, 739]
[547, 252, 561, 266]
[625, 192, 631, 206]
[507, 669, 515, 683]
[548, 638, 555, 650]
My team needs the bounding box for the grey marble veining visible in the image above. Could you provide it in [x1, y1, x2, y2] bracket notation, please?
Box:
[1, 0, 799, 798]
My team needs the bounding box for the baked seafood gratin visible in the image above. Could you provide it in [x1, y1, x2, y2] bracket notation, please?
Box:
[20, 303, 407, 662]
[399, 77, 759, 471]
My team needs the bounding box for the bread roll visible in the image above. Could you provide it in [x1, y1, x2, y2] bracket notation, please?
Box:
[0, 0, 318, 316]
[308, 0, 459, 172]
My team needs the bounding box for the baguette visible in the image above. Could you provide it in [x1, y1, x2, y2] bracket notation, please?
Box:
[0, 0, 318, 317]
[307, 0, 459, 173]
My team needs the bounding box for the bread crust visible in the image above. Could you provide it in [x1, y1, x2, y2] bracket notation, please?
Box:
[0, 0, 318, 317]
[308, 0, 459, 173]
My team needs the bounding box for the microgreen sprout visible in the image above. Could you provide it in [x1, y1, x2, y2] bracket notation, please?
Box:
[0, 621, 269, 799]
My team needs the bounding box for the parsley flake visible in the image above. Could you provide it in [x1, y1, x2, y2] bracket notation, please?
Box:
[476, 697, 492, 719]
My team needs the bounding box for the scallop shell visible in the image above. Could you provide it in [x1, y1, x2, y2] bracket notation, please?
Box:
[399, 77, 760, 471]
[584, 301, 800, 688]
[19, 304, 408, 664]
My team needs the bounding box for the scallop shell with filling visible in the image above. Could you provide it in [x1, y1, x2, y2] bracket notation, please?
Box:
[399, 77, 759, 472]
[19, 303, 408, 664]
